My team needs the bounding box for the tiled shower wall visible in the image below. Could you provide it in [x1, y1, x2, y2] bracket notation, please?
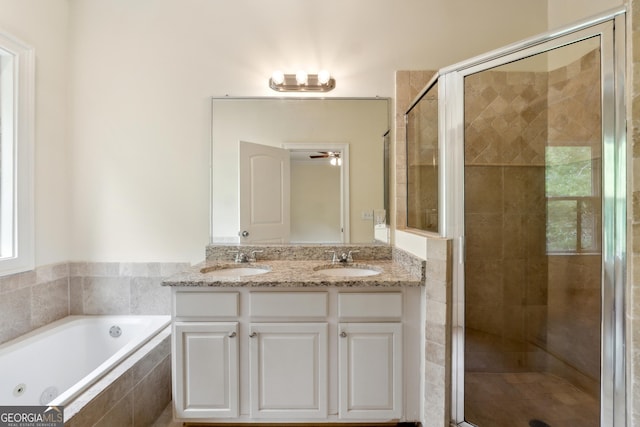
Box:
[396, 46, 602, 424]
[0, 262, 189, 346]
[463, 66, 550, 376]
[396, 71, 453, 427]
[406, 48, 600, 384]
[545, 49, 602, 394]
[406, 80, 439, 231]
[462, 50, 602, 394]
[395, 70, 436, 231]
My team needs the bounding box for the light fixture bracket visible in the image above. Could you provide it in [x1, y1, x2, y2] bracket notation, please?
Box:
[269, 73, 336, 92]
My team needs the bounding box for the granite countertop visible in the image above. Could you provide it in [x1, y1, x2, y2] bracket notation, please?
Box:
[162, 259, 423, 288]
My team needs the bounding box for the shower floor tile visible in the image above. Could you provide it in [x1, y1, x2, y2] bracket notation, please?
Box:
[465, 372, 599, 427]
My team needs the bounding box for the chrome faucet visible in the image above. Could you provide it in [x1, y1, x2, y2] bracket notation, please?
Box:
[230, 250, 263, 263]
[330, 250, 358, 263]
[231, 251, 249, 263]
[249, 250, 263, 262]
[346, 250, 359, 263]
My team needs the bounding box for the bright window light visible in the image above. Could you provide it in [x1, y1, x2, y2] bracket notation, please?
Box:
[0, 31, 34, 276]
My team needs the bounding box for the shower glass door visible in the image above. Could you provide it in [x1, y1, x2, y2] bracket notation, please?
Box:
[445, 11, 626, 427]
[463, 36, 602, 427]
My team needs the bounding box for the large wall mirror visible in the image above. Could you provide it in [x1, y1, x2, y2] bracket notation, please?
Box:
[210, 97, 390, 245]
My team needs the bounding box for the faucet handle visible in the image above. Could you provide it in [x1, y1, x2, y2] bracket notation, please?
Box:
[326, 250, 338, 264]
[229, 251, 247, 263]
[347, 250, 359, 262]
[250, 250, 263, 262]
[339, 252, 349, 261]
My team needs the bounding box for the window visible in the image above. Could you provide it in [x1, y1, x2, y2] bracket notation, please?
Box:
[546, 146, 600, 253]
[0, 31, 34, 275]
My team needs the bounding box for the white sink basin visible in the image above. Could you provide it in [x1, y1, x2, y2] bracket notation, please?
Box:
[314, 265, 382, 277]
[201, 265, 271, 277]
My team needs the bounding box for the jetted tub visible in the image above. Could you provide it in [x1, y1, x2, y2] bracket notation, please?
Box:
[0, 315, 170, 407]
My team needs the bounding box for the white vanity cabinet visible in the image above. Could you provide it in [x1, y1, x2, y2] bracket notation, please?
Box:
[171, 287, 421, 424]
[173, 322, 239, 418]
[249, 322, 328, 418]
[248, 291, 329, 419]
[338, 323, 402, 419]
[172, 291, 241, 419]
[337, 292, 403, 420]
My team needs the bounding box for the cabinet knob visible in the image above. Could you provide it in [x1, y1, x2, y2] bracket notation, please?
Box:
[228, 331, 237, 338]
[249, 332, 257, 338]
[340, 331, 347, 338]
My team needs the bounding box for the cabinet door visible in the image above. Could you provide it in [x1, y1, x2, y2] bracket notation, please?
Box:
[173, 322, 239, 419]
[249, 323, 328, 419]
[338, 322, 403, 420]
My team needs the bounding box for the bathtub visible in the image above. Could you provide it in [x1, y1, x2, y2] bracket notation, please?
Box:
[0, 315, 170, 408]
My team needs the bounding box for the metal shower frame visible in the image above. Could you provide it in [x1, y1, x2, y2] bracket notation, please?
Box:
[428, 7, 627, 427]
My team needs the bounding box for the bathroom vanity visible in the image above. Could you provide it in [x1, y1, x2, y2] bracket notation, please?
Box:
[163, 245, 424, 424]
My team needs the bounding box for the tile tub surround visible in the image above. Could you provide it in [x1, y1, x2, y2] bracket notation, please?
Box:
[0, 261, 190, 346]
[165, 244, 424, 288]
[69, 262, 189, 315]
[64, 326, 172, 426]
[0, 263, 69, 345]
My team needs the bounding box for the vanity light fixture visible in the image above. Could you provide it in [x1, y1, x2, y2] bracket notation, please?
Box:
[269, 70, 335, 92]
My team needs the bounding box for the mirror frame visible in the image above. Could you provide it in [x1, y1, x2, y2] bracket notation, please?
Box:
[209, 96, 391, 245]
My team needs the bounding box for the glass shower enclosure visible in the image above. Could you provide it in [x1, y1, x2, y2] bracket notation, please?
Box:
[407, 8, 626, 427]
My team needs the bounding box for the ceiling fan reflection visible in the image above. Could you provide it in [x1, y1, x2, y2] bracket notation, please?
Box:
[310, 151, 342, 166]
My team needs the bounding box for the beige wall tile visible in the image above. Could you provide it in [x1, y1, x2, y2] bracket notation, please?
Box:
[0, 288, 31, 344]
[31, 278, 69, 328]
[94, 395, 133, 427]
[133, 355, 172, 427]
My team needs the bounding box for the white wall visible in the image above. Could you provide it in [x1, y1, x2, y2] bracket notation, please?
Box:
[290, 161, 342, 243]
[548, 0, 624, 29]
[64, 0, 549, 264]
[0, 0, 70, 267]
[7, 0, 622, 265]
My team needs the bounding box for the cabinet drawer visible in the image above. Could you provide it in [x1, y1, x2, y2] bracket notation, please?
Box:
[338, 292, 402, 320]
[174, 291, 239, 318]
[250, 292, 328, 318]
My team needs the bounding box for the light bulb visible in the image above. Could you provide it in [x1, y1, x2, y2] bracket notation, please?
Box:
[337, 157, 342, 166]
[295, 70, 308, 85]
[330, 157, 337, 166]
[318, 70, 331, 85]
[271, 70, 285, 85]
